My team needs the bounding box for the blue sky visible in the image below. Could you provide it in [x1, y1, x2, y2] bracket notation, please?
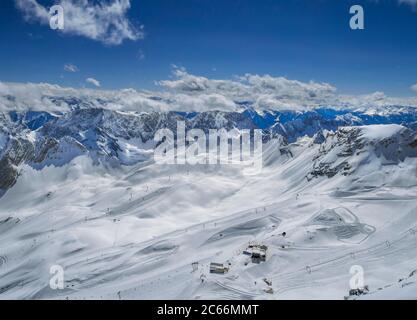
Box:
[1, 0, 417, 96]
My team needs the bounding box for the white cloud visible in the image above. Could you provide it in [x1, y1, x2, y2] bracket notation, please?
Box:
[1, 69, 417, 114]
[411, 84, 417, 92]
[137, 49, 145, 61]
[157, 66, 337, 110]
[14, 0, 144, 45]
[64, 63, 79, 72]
[86, 77, 101, 87]
[0, 82, 169, 114]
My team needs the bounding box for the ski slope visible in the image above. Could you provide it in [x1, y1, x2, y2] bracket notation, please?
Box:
[0, 124, 417, 299]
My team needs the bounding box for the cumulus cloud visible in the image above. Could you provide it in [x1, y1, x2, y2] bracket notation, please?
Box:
[14, 0, 143, 45]
[242, 74, 336, 99]
[411, 84, 417, 92]
[64, 63, 79, 72]
[86, 78, 101, 87]
[159, 66, 336, 98]
[0, 82, 169, 114]
[1, 69, 417, 114]
[157, 66, 337, 110]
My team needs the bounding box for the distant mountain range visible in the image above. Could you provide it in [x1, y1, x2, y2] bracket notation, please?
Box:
[1, 105, 417, 193]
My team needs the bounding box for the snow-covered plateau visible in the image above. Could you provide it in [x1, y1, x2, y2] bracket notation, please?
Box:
[0, 105, 417, 300]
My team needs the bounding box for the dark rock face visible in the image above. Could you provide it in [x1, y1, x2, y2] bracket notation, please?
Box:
[313, 130, 326, 144]
[307, 126, 417, 180]
[409, 139, 417, 148]
[0, 137, 34, 190]
[32, 138, 59, 163]
[309, 161, 352, 179]
[308, 128, 365, 180]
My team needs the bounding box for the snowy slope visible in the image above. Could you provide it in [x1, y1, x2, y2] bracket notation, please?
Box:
[0, 109, 417, 299]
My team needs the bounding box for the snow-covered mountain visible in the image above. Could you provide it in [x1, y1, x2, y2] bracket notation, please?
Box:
[0, 105, 417, 299]
[1, 106, 417, 192]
